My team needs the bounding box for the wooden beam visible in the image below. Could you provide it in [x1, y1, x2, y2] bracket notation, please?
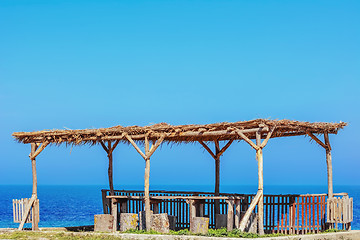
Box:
[307, 132, 328, 150]
[234, 129, 259, 150]
[324, 132, 333, 198]
[66, 127, 270, 142]
[110, 140, 120, 153]
[18, 195, 36, 230]
[239, 190, 262, 231]
[199, 141, 216, 159]
[217, 140, 233, 157]
[124, 133, 147, 160]
[29, 141, 49, 160]
[100, 141, 109, 153]
[260, 127, 275, 148]
[147, 134, 165, 158]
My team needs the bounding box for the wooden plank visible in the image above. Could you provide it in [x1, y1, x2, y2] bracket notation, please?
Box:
[239, 190, 262, 231]
[18, 195, 36, 230]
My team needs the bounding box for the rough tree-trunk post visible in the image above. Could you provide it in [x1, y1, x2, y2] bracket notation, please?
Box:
[214, 140, 221, 222]
[235, 127, 274, 235]
[256, 131, 264, 235]
[144, 135, 151, 231]
[324, 132, 333, 199]
[124, 133, 165, 232]
[31, 143, 39, 231]
[107, 142, 114, 196]
[100, 140, 120, 198]
[307, 132, 334, 199]
[18, 141, 49, 231]
[198, 139, 233, 228]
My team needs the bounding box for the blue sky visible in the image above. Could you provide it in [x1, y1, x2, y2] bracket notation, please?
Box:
[0, 0, 359, 190]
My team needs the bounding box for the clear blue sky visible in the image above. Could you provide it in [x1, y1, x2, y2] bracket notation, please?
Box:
[0, 0, 359, 190]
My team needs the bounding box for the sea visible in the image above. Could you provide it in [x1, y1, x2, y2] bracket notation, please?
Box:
[0, 185, 359, 229]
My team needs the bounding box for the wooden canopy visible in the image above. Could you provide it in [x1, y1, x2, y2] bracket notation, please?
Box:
[12, 119, 346, 145]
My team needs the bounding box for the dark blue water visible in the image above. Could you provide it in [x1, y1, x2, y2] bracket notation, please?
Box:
[0, 185, 359, 229]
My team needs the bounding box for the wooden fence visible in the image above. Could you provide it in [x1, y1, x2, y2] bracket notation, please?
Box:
[13, 198, 33, 223]
[101, 190, 350, 234]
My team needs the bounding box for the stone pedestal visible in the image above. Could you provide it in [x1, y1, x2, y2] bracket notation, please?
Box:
[119, 213, 138, 231]
[190, 217, 209, 234]
[94, 214, 114, 232]
[215, 214, 227, 229]
[240, 211, 258, 233]
[151, 213, 170, 233]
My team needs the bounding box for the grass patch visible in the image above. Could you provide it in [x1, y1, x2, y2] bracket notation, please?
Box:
[124, 228, 286, 238]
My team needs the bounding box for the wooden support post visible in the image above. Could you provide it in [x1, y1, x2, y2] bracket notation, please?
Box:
[144, 135, 151, 231]
[324, 133, 333, 199]
[215, 140, 220, 196]
[187, 199, 196, 231]
[100, 140, 120, 196]
[256, 131, 264, 235]
[31, 143, 39, 231]
[125, 133, 165, 231]
[198, 139, 233, 226]
[227, 200, 234, 231]
[112, 199, 118, 232]
[108, 142, 114, 196]
[307, 132, 334, 199]
[235, 200, 241, 229]
[234, 127, 275, 235]
[18, 142, 49, 231]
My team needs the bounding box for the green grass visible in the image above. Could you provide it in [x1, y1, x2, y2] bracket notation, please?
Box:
[0, 228, 347, 240]
[124, 228, 286, 238]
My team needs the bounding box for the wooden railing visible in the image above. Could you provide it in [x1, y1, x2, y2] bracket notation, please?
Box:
[101, 190, 350, 234]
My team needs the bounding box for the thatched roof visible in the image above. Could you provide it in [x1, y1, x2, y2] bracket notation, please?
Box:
[12, 119, 347, 145]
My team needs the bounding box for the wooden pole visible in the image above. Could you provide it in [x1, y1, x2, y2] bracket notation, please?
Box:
[215, 140, 220, 196]
[107, 141, 114, 196]
[256, 131, 264, 235]
[144, 135, 151, 231]
[324, 133, 333, 199]
[30, 143, 39, 231]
